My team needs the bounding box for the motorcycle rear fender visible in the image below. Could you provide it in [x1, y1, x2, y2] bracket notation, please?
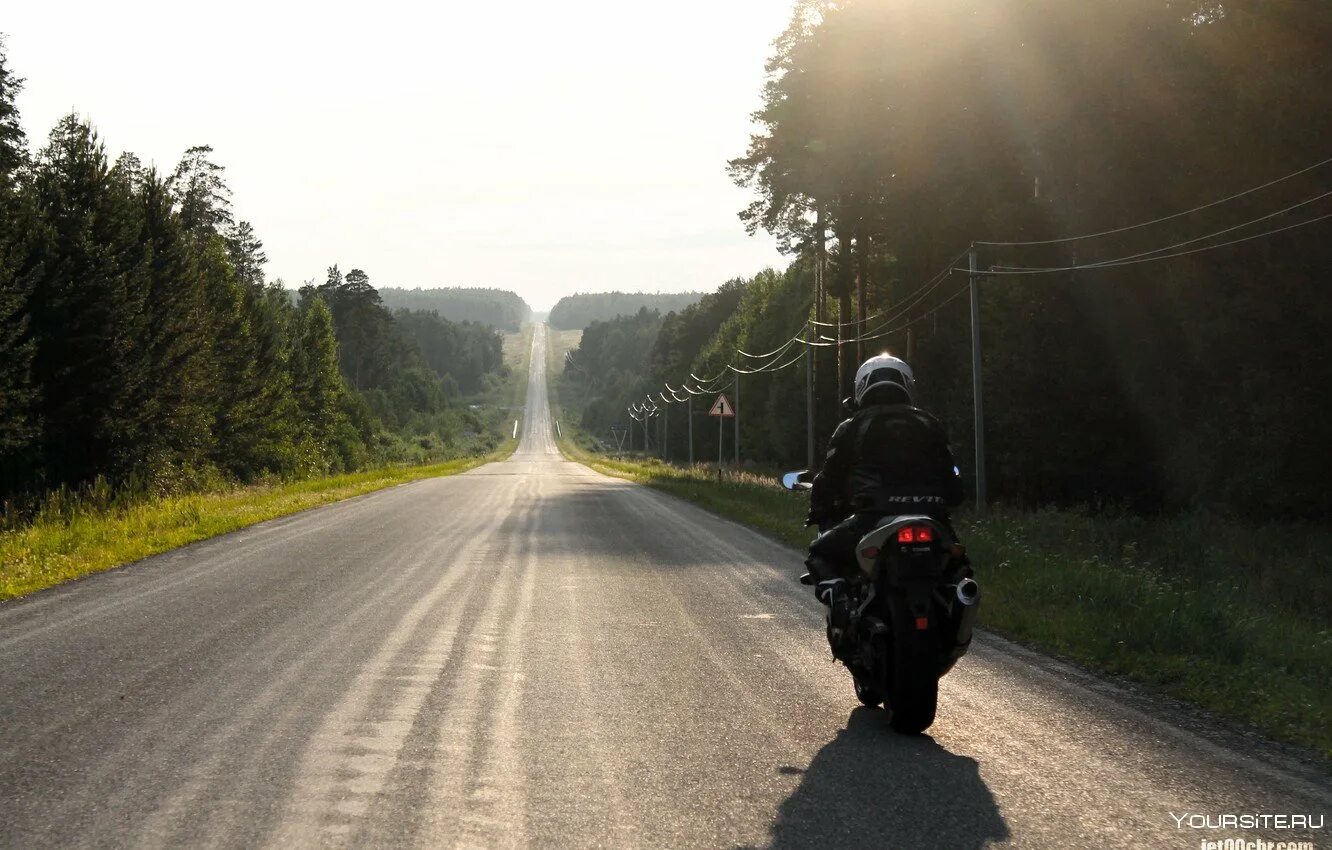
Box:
[854, 515, 949, 577]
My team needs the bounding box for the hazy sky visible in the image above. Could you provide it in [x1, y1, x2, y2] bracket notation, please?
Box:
[6, 1, 792, 310]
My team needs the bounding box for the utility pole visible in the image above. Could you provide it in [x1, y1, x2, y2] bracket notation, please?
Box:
[733, 374, 740, 465]
[717, 397, 725, 482]
[856, 232, 868, 366]
[687, 395, 694, 465]
[663, 402, 669, 461]
[969, 245, 988, 512]
[805, 326, 815, 471]
[813, 206, 826, 463]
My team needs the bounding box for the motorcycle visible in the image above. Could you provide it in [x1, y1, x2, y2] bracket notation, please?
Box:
[782, 470, 980, 733]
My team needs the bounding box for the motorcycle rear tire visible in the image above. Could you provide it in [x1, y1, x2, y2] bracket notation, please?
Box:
[888, 678, 937, 733]
[888, 631, 939, 734]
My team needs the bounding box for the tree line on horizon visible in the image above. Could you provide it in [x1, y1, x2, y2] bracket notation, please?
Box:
[378, 287, 530, 332]
[0, 42, 509, 507]
[566, 0, 1332, 521]
[548, 291, 705, 330]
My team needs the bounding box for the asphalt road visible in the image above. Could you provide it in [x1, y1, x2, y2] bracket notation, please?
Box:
[1, 325, 1327, 849]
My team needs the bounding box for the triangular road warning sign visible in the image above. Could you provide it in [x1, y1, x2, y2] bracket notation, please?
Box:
[709, 394, 735, 417]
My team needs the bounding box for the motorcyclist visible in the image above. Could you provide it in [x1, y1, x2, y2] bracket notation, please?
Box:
[805, 354, 965, 652]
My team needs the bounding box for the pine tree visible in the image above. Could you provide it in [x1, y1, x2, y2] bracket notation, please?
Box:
[170, 144, 233, 235]
[0, 38, 38, 490]
[227, 220, 266, 289]
[25, 115, 142, 487]
[0, 37, 23, 185]
[292, 297, 353, 472]
[167, 146, 274, 479]
[237, 280, 301, 475]
[130, 172, 216, 480]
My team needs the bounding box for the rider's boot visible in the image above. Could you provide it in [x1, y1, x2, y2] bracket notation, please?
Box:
[815, 578, 854, 659]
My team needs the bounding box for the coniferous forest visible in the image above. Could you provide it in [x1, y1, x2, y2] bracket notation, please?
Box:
[564, 0, 1332, 522]
[377, 287, 530, 332]
[548, 291, 705, 330]
[0, 42, 513, 508]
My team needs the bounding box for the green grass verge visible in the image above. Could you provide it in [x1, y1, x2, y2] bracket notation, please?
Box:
[1, 326, 538, 603]
[555, 435, 1331, 758]
[470, 323, 534, 412]
[0, 446, 515, 602]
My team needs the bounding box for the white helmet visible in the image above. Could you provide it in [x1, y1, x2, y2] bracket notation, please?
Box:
[854, 353, 915, 406]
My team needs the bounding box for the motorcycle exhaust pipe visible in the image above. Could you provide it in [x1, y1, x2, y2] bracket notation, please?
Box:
[955, 577, 980, 607]
[940, 578, 982, 675]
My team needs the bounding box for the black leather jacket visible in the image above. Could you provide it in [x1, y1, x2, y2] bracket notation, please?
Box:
[809, 397, 964, 526]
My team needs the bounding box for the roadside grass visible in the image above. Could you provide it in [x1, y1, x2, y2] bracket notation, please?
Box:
[467, 323, 534, 416]
[503, 323, 535, 403]
[545, 327, 584, 378]
[1, 325, 537, 603]
[555, 433, 1332, 757]
[963, 510, 1331, 757]
[0, 447, 514, 602]
[543, 326, 585, 440]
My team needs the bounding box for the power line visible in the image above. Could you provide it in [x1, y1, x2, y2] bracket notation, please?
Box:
[849, 282, 973, 345]
[729, 345, 808, 375]
[820, 268, 958, 345]
[976, 154, 1332, 247]
[970, 208, 1332, 276]
[736, 327, 808, 359]
[690, 370, 730, 387]
[809, 249, 969, 329]
[995, 189, 1332, 272]
[638, 246, 971, 398]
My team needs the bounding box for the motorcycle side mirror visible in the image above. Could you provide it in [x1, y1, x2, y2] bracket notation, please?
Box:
[781, 470, 813, 491]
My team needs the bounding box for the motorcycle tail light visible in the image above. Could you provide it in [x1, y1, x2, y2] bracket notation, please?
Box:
[896, 525, 936, 544]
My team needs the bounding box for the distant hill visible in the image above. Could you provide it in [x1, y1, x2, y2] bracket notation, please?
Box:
[378, 287, 531, 331]
[548, 292, 706, 330]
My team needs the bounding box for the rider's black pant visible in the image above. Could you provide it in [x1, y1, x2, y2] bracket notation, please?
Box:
[806, 513, 888, 584]
[807, 512, 959, 586]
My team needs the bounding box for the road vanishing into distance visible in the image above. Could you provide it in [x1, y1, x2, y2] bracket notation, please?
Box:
[1, 325, 1328, 849]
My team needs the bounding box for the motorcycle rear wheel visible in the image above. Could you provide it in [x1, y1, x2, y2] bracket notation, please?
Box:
[888, 680, 937, 733]
[888, 640, 939, 733]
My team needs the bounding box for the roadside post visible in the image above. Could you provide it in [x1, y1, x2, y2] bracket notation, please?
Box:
[688, 396, 694, 465]
[969, 245, 987, 512]
[709, 393, 735, 481]
[733, 374, 740, 465]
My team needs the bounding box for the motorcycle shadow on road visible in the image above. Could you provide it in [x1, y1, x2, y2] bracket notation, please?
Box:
[764, 707, 1009, 849]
